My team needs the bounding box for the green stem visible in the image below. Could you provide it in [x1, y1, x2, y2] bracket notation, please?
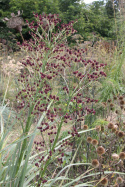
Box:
[59, 139, 83, 187]
[15, 79, 43, 176]
[37, 81, 84, 183]
[37, 96, 72, 185]
[15, 104, 34, 175]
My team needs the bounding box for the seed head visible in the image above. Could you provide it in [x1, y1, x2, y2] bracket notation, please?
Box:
[107, 99, 111, 103]
[118, 131, 124, 138]
[115, 110, 119, 114]
[91, 159, 100, 168]
[100, 177, 108, 186]
[120, 105, 124, 110]
[110, 103, 114, 107]
[83, 125, 88, 130]
[119, 96, 123, 100]
[92, 139, 98, 146]
[120, 100, 124, 105]
[116, 177, 124, 184]
[96, 146, 105, 156]
[108, 123, 114, 129]
[112, 153, 119, 160]
[87, 137, 92, 143]
[119, 152, 125, 160]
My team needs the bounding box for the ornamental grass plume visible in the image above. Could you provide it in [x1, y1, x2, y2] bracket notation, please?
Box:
[96, 146, 105, 156]
[1, 58, 23, 76]
[91, 159, 100, 168]
[4, 10, 25, 42]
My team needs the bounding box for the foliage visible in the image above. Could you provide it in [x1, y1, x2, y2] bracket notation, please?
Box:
[0, 105, 16, 128]
[105, 0, 119, 18]
[0, 0, 119, 43]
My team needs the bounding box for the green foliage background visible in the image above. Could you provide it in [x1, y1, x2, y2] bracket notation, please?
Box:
[0, 0, 119, 42]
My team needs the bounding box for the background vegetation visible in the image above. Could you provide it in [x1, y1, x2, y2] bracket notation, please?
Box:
[0, 0, 125, 186]
[0, 0, 120, 42]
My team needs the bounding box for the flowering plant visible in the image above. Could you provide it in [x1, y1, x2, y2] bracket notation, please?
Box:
[2, 13, 124, 187]
[15, 13, 108, 185]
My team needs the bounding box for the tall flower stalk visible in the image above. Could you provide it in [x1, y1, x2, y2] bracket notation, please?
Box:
[14, 13, 107, 185]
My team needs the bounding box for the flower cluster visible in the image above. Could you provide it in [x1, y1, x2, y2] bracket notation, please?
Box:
[16, 13, 108, 185]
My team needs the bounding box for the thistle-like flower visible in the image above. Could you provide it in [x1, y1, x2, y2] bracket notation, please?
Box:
[119, 96, 123, 100]
[112, 153, 119, 160]
[107, 99, 111, 103]
[110, 103, 114, 108]
[83, 125, 88, 130]
[91, 159, 100, 168]
[118, 131, 124, 138]
[87, 137, 92, 143]
[116, 176, 124, 184]
[92, 139, 98, 146]
[108, 122, 114, 129]
[119, 152, 125, 160]
[96, 146, 105, 156]
[100, 177, 108, 186]
[120, 100, 124, 105]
